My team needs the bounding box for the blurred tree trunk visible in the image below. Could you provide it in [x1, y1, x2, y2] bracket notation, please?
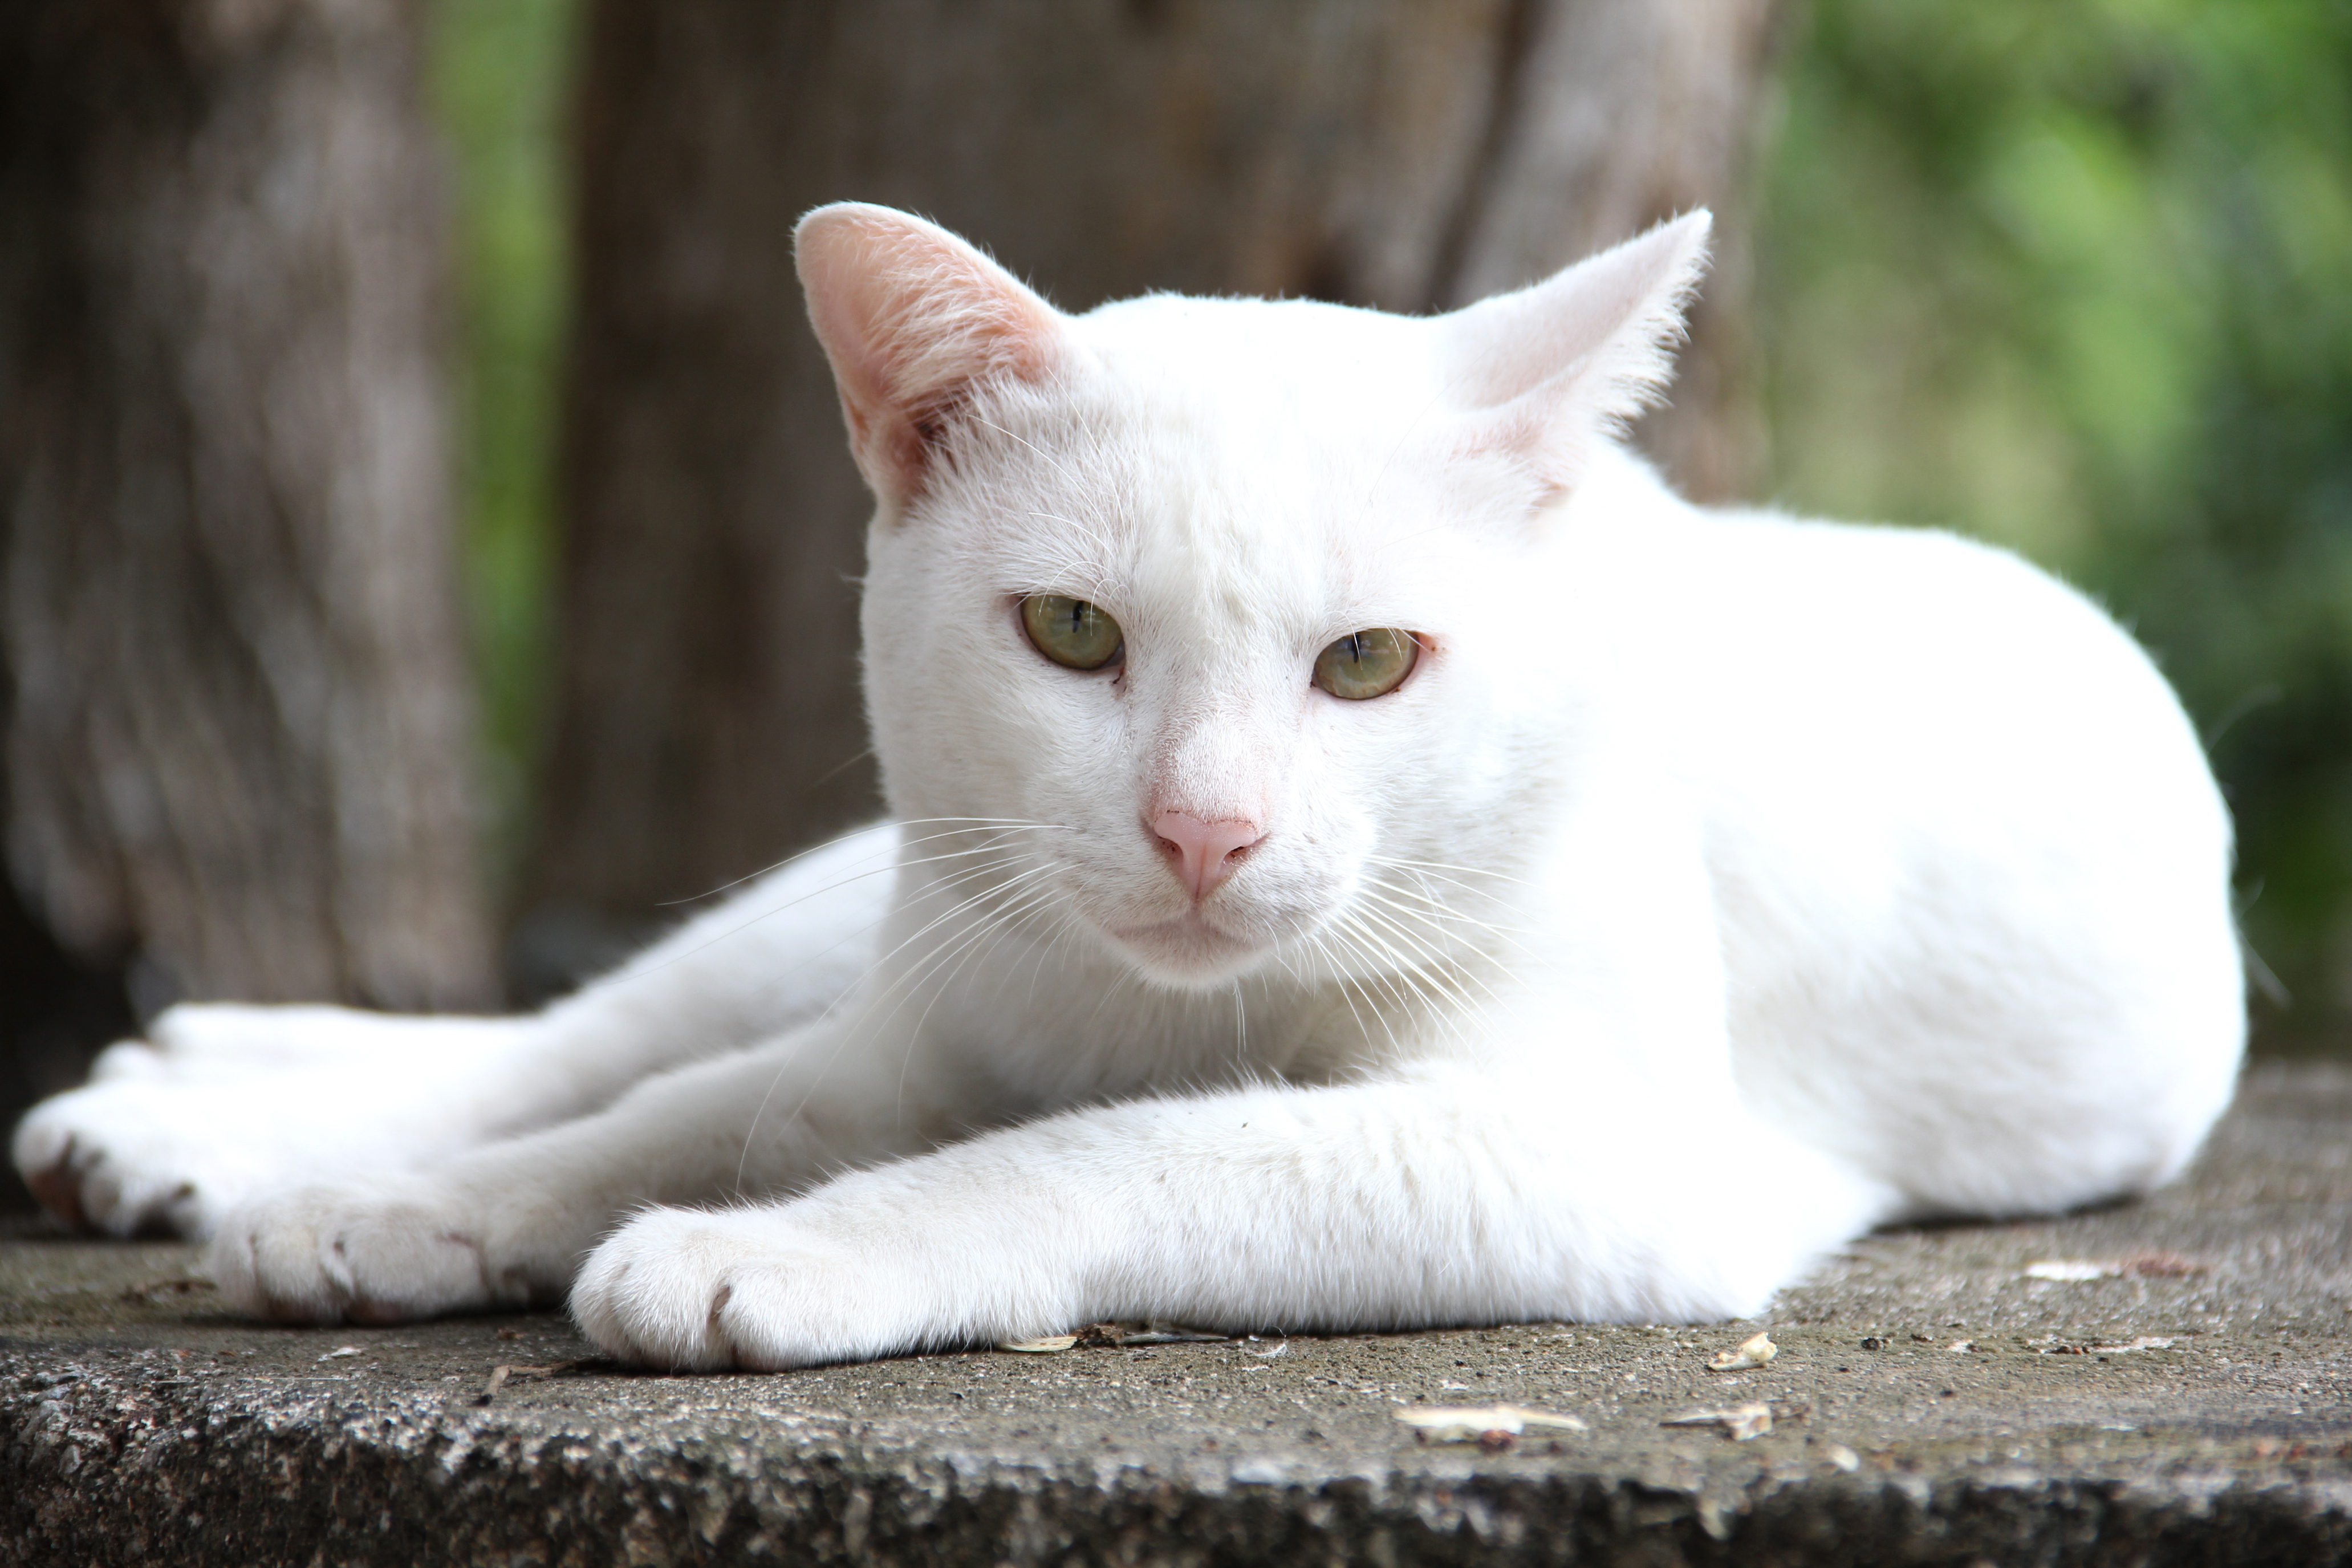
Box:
[529, 0, 1780, 963]
[0, 1, 497, 1024]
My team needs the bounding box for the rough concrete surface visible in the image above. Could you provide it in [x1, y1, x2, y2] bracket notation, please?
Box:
[4, 1064, 2351, 1566]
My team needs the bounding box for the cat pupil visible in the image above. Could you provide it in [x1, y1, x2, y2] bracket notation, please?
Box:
[1021, 592, 1124, 671]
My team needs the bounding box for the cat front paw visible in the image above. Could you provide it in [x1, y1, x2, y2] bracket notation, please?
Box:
[11, 1007, 526, 1240]
[13, 1079, 279, 1238]
[572, 1208, 939, 1372]
[206, 1181, 549, 1325]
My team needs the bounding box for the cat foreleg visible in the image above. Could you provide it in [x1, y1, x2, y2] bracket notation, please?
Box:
[10, 824, 899, 1239]
[570, 1058, 1892, 1370]
[11, 1008, 535, 1240]
[205, 1008, 941, 1323]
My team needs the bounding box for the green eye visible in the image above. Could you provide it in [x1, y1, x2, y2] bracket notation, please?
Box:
[1021, 594, 1125, 671]
[1313, 628, 1419, 700]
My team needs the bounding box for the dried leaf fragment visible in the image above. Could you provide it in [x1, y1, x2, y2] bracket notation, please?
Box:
[1123, 1322, 1232, 1344]
[1394, 1404, 1588, 1445]
[473, 1362, 574, 1405]
[997, 1335, 1079, 1354]
[1073, 1321, 1231, 1346]
[1662, 1402, 1773, 1441]
[1708, 1330, 1777, 1371]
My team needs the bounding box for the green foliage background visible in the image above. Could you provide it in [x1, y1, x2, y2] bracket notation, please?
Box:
[433, 0, 574, 892]
[1760, 0, 2352, 1049]
[432, 0, 2352, 1050]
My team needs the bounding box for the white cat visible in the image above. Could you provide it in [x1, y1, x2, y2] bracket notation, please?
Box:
[12, 204, 2245, 1370]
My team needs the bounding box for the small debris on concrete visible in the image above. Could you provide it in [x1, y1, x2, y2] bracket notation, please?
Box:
[2119, 1250, 2208, 1277]
[2035, 1335, 2176, 1355]
[119, 1275, 213, 1301]
[1393, 1403, 1587, 1449]
[474, 1363, 574, 1405]
[1663, 1402, 1773, 1441]
[1859, 1336, 1888, 1350]
[1122, 1323, 1231, 1344]
[1244, 1339, 1288, 1359]
[317, 1346, 363, 1362]
[1947, 1340, 1973, 1353]
[1708, 1330, 1776, 1371]
[997, 1335, 1079, 1354]
[2025, 1254, 2207, 1282]
[1066, 1321, 1233, 1348]
[1823, 1442, 1861, 1472]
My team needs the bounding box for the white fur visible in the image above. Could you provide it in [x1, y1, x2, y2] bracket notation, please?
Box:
[14, 206, 2243, 1366]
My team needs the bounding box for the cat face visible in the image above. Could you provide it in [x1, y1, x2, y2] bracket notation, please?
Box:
[799, 205, 1708, 990]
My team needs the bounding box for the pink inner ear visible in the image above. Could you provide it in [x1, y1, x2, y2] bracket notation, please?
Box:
[797, 205, 1065, 507]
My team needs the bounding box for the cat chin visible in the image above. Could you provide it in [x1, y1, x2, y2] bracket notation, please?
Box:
[1099, 910, 1285, 992]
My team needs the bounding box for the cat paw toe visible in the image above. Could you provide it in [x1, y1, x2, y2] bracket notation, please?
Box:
[86, 1040, 169, 1084]
[13, 1120, 86, 1229]
[10, 1091, 213, 1238]
[573, 1209, 870, 1373]
[572, 1209, 757, 1369]
[209, 1187, 499, 1325]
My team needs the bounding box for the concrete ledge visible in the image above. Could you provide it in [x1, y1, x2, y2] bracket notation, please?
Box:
[6, 1064, 2352, 1565]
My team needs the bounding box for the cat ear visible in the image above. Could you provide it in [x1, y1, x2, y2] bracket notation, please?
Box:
[1439, 210, 1712, 490]
[795, 203, 1068, 511]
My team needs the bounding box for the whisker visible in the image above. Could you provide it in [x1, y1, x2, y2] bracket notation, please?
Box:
[1357, 882, 1534, 983]
[896, 879, 1067, 1122]
[1346, 905, 1493, 1027]
[1364, 854, 1534, 889]
[621, 820, 1074, 981]
[733, 854, 1062, 1190]
[1302, 929, 1395, 1057]
[1333, 912, 1465, 1046]
[854, 863, 1068, 1046]
[1360, 874, 1531, 940]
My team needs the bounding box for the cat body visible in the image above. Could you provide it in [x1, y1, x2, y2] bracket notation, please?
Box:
[11, 206, 2243, 1368]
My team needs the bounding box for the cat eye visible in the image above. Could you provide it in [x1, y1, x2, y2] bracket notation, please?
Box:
[1021, 594, 1126, 671]
[1313, 628, 1420, 700]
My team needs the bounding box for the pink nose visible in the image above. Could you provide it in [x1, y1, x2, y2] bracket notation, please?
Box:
[1152, 810, 1265, 901]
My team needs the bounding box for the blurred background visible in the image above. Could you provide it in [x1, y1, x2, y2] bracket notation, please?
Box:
[0, 0, 2345, 1210]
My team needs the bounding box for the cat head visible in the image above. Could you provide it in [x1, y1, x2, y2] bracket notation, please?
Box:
[798, 203, 1708, 991]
